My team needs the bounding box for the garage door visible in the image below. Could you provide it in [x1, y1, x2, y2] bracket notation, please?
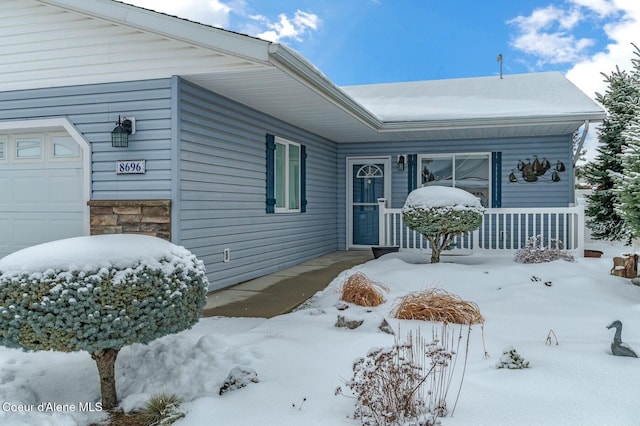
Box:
[0, 131, 85, 258]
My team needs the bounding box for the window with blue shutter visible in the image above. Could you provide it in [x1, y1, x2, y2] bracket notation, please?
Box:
[266, 133, 306, 214]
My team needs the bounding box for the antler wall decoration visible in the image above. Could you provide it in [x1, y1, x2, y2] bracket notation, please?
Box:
[508, 155, 566, 184]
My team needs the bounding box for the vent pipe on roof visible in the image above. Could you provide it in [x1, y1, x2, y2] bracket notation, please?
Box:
[497, 54, 503, 79]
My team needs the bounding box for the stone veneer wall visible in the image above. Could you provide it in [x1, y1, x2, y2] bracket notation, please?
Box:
[88, 200, 171, 241]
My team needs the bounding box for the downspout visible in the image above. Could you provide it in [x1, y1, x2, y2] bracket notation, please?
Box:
[573, 120, 590, 166]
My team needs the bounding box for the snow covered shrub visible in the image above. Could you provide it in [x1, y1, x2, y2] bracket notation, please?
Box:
[402, 186, 484, 263]
[514, 235, 575, 264]
[0, 235, 209, 410]
[496, 347, 530, 369]
[338, 327, 468, 426]
[340, 272, 389, 307]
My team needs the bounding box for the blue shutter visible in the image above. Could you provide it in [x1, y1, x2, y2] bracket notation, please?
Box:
[407, 154, 418, 192]
[301, 145, 307, 213]
[491, 152, 502, 208]
[266, 134, 276, 214]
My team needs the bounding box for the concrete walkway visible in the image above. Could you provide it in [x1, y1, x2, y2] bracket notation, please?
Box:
[201, 250, 373, 318]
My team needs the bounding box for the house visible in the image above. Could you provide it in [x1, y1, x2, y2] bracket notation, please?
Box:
[0, 0, 606, 290]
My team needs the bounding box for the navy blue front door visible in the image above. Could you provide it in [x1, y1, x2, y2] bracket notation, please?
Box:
[352, 163, 385, 246]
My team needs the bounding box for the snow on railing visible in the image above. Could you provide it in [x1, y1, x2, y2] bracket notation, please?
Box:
[377, 199, 585, 256]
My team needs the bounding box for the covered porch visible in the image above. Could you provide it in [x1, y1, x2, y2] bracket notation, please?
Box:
[376, 199, 585, 257]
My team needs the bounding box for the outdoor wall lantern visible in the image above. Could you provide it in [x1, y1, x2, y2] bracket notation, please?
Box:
[397, 154, 406, 171]
[111, 116, 135, 148]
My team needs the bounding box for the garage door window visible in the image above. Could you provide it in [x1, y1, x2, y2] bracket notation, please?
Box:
[0, 138, 5, 161]
[15, 137, 42, 159]
[51, 135, 80, 159]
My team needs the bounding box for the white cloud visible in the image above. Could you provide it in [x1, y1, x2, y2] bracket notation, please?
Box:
[565, 1, 639, 161]
[252, 10, 320, 43]
[121, 0, 234, 27]
[121, 1, 319, 44]
[509, 1, 640, 161]
[508, 5, 595, 65]
[509, 0, 639, 97]
[566, 1, 640, 97]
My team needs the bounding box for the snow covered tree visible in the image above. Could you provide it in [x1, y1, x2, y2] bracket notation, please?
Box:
[402, 186, 484, 263]
[0, 235, 209, 410]
[616, 46, 640, 237]
[584, 48, 640, 243]
[617, 117, 640, 235]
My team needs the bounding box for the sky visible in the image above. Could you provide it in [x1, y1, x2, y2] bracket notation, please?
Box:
[120, 0, 640, 159]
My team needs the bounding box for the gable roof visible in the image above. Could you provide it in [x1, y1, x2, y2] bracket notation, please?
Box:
[4, 0, 605, 143]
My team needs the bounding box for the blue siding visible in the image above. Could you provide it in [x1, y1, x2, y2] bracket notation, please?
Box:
[1, 77, 577, 288]
[177, 79, 339, 290]
[337, 135, 574, 249]
[0, 79, 173, 200]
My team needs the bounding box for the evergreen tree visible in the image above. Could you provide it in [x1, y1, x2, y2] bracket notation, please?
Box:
[584, 52, 639, 243]
[616, 46, 640, 238]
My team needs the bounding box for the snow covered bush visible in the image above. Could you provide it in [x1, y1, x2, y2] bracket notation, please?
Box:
[513, 235, 575, 264]
[0, 235, 209, 410]
[496, 347, 530, 369]
[402, 186, 484, 263]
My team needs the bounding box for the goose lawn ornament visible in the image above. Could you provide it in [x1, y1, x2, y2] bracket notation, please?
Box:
[607, 320, 638, 358]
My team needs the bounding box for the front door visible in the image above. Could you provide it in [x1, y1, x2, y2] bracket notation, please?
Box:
[347, 158, 390, 248]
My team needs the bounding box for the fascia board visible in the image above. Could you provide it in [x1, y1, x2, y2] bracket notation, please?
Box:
[37, 0, 271, 63]
[378, 112, 606, 132]
[268, 44, 383, 131]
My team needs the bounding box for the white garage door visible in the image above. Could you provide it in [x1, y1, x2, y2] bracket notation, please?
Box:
[0, 131, 85, 258]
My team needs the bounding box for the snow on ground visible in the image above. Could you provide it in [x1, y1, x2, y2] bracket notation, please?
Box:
[1, 242, 640, 425]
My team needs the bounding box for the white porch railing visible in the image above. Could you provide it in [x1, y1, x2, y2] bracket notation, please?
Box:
[377, 199, 585, 256]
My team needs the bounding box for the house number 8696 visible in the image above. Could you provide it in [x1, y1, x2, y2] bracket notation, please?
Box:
[116, 160, 146, 174]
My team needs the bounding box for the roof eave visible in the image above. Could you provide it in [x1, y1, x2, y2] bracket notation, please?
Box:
[268, 44, 383, 130]
[378, 112, 606, 132]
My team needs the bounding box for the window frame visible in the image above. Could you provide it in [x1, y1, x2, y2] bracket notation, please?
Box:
[48, 132, 81, 160]
[417, 152, 492, 207]
[0, 135, 6, 163]
[13, 134, 43, 162]
[274, 136, 302, 213]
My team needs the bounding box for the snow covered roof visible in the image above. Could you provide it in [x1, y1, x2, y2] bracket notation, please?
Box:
[342, 72, 605, 123]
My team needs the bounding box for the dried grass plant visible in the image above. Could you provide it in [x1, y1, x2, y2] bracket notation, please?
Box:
[341, 272, 389, 307]
[391, 289, 484, 325]
[337, 324, 472, 424]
